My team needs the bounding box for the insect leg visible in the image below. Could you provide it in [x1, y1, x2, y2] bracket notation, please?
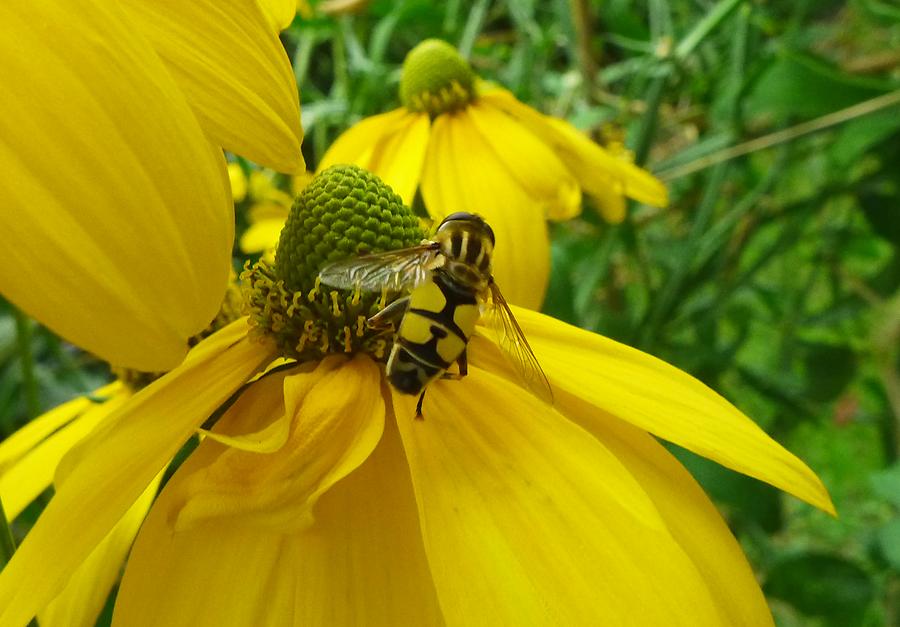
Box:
[368, 296, 410, 330]
[440, 349, 468, 381]
[415, 388, 427, 420]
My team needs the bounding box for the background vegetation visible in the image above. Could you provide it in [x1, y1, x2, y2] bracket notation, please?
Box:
[2, 0, 899, 624]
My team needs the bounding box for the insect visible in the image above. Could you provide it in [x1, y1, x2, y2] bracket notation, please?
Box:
[318, 211, 553, 418]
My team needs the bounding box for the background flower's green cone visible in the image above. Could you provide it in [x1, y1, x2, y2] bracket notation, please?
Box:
[275, 165, 422, 292]
[400, 39, 476, 115]
[247, 165, 423, 362]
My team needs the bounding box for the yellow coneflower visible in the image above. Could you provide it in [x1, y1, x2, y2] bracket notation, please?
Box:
[319, 39, 667, 308]
[0, 167, 831, 626]
[0, 0, 303, 372]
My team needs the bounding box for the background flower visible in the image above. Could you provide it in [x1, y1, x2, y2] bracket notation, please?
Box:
[318, 39, 667, 309]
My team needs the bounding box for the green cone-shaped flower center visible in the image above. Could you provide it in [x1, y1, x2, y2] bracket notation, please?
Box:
[244, 165, 424, 363]
[400, 39, 476, 115]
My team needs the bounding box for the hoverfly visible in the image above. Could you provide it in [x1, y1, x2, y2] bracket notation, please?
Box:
[318, 212, 553, 417]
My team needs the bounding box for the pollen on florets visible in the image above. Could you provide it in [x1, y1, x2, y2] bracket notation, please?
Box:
[400, 39, 477, 116]
[244, 165, 424, 363]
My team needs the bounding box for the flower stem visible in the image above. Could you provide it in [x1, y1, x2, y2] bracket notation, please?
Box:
[14, 309, 40, 420]
[657, 89, 900, 180]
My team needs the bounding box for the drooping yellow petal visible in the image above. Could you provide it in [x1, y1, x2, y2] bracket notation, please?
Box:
[480, 86, 668, 213]
[468, 102, 581, 220]
[564, 395, 775, 626]
[171, 356, 385, 532]
[393, 368, 725, 626]
[0, 1, 233, 372]
[511, 308, 835, 514]
[114, 397, 444, 627]
[318, 109, 430, 205]
[421, 112, 549, 309]
[120, 0, 304, 173]
[0, 387, 130, 521]
[38, 474, 161, 627]
[0, 390, 105, 474]
[0, 321, 274, 627]
[471, 329, 773, 625]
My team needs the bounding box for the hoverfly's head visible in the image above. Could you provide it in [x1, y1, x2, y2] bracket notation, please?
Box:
[435, 212, 494, 288]
[437, 212, 495, 246]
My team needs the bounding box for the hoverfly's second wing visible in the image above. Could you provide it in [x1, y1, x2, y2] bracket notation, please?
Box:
[317, 243, 440, 293]
[484, 281, 554, 405]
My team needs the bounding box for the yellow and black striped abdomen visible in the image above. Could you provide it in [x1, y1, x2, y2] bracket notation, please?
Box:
[386, 271, 480, 395]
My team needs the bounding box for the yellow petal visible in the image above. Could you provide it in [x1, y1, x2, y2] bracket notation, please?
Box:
[511, 308, 835, 514]
[239, 219, 284, 257]
[420, 113, 549, 309]
[480, 87, 668, 211]
[468, 102, 581, 220]
[39, 474, 161, 627]
[120, 0, 304, 173]
[0, 321, 274, 627]
[171, 356, 385, 532]
[318, 109, 429, 205]
[0, 1, 233, 372]
[393, 369, 725, 625]
[257, 0, 297, 31]
[0, 391, 103, 474]
[227, 163, 248, 203]
[114, 400, 444, 627]
[0, 387, 130, 521]
[565, 395, 775, 626]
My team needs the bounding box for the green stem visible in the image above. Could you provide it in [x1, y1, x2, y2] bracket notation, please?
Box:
[13, 309, 39, 420]
[674, 0, 743, 60]
[631, 69, 669, 167]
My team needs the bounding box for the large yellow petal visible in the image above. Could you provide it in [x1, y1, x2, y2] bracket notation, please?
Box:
[480, 87, 668, 212]
[171, 356, 384, 532]
[38, 474, 161, 627]
[318, 109, 430, 205]
[0, 1, 233, 372]
[564, 394, 775, 626]
[0, 388, 130, 521]
[114, 393, 443, 627]
[120, 0, 304, 173]
[471, 329, 773, 624]
[510, 308, 834, 514]
[0, 321, 273, 627]
[467, 102, 581, 220]
[393, 368, 725, 626]
[420, 113, 549, 309]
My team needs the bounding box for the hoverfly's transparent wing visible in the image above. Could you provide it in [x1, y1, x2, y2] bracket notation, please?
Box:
[484, 281, 554, 405]
[317, 243, 441, 293]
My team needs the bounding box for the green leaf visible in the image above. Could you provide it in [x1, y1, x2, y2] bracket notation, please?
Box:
[745, 52, 888, 120]
[764, 553, 875, 626]
[876, 519, 900, 572]
[870, 463, 900, 509]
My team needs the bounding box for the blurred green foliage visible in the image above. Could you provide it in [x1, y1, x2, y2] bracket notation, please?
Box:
[3, 0, 900, 624]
